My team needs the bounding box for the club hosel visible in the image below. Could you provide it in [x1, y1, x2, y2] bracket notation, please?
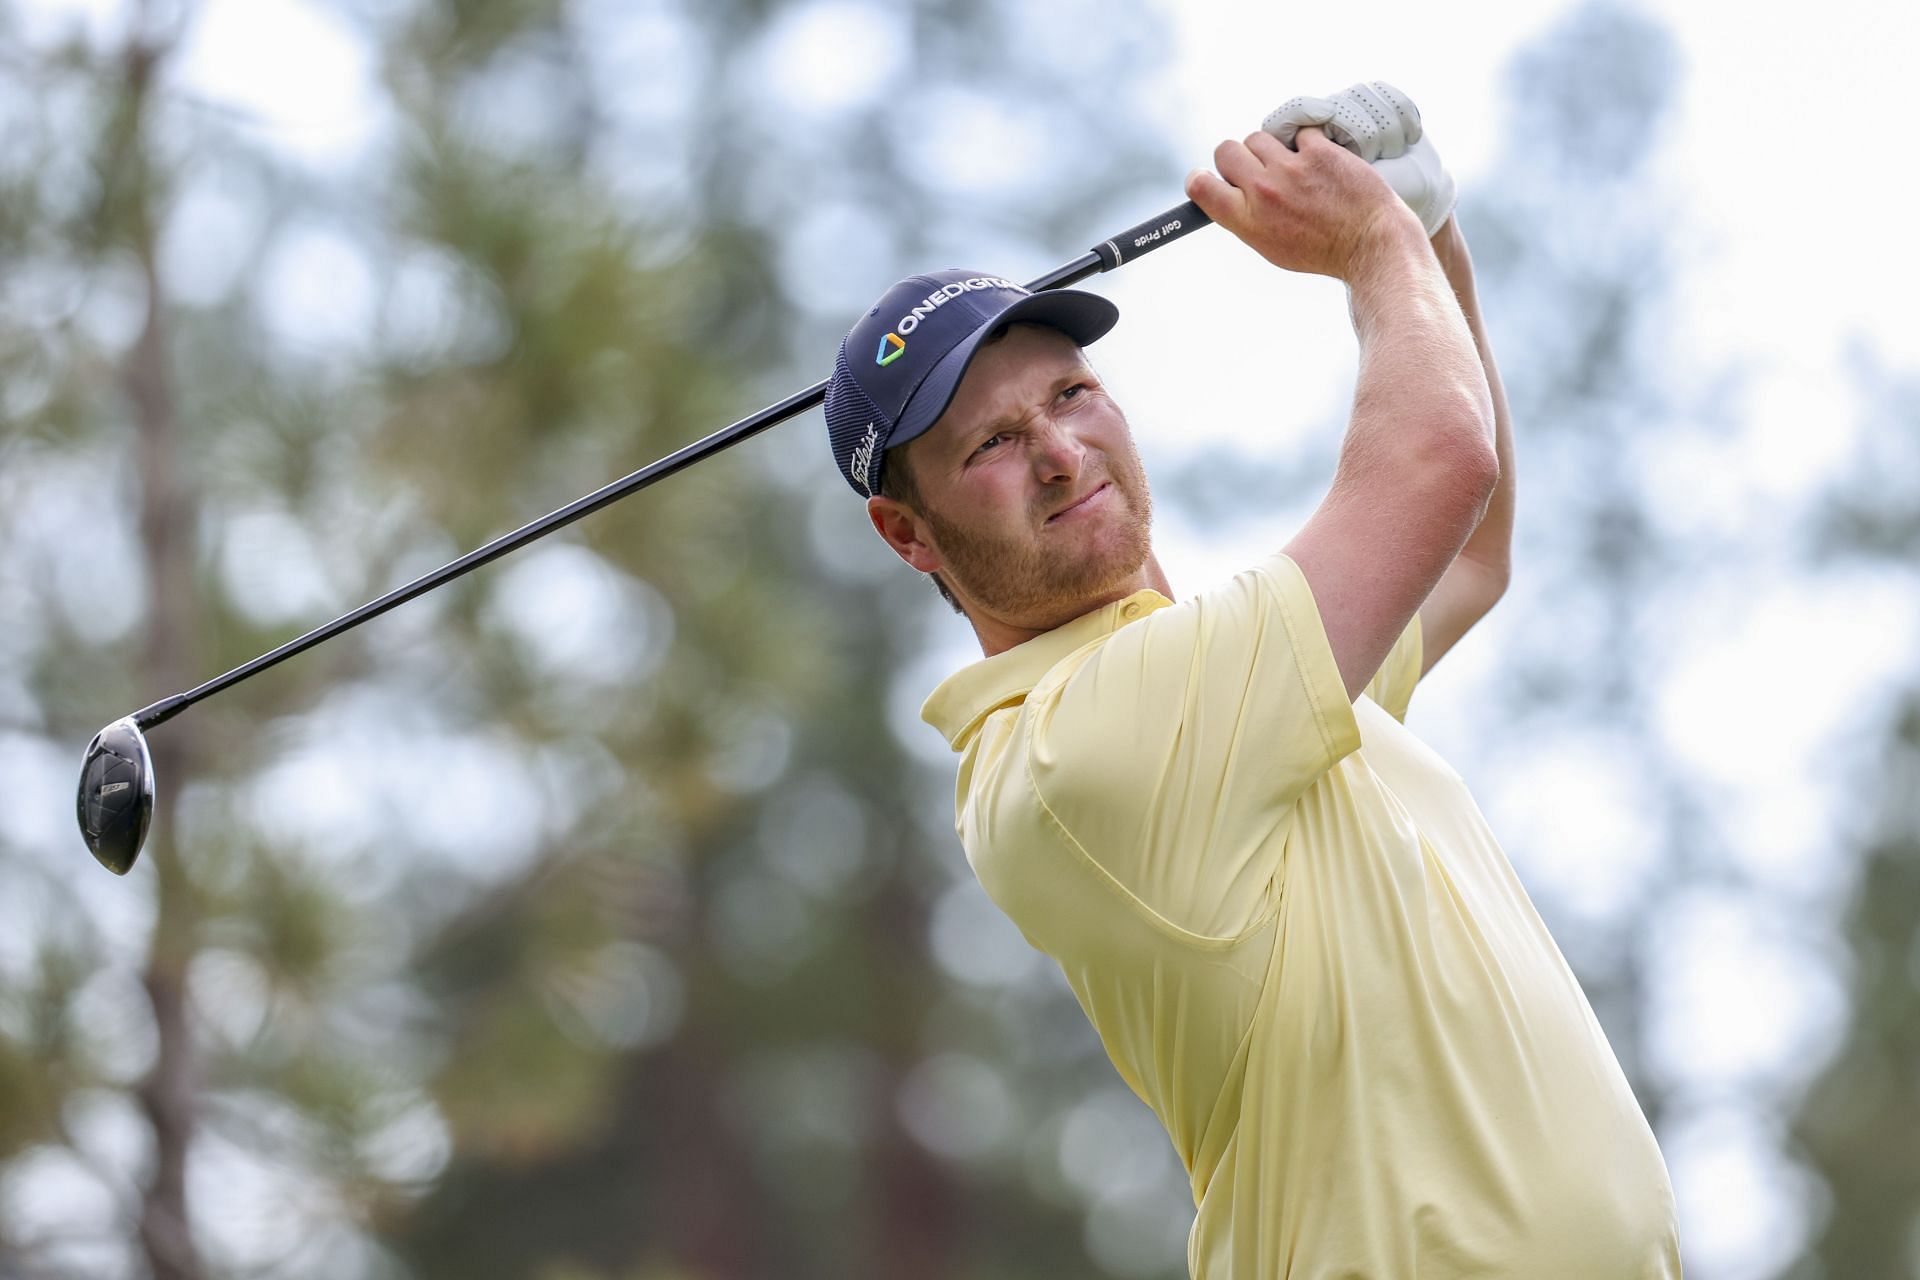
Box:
[134, 693, 190, 732]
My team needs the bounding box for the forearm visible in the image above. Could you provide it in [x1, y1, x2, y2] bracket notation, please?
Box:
[1342, 216, 1497, 494]
[1429, 216, 1514, 578]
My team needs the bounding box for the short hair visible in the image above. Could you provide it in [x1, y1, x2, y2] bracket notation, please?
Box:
[879, 443, 962, 613]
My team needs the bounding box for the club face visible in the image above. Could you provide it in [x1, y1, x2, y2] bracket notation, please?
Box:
[76, 718, 154, 875]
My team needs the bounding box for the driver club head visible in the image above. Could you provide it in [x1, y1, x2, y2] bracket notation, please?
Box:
[77, 717, 155, 875]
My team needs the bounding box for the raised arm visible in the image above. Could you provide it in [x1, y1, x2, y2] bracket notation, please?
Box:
[1415, 215, 1515, 675]
[1187, 128, 1497, 702]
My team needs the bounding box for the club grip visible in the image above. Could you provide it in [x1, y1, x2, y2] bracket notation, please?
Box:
[1094, 200, 1212, 270]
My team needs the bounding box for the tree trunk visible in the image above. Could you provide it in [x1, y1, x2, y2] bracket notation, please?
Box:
[866, 877, 957, 1279]
[119, 28, 205, 1280]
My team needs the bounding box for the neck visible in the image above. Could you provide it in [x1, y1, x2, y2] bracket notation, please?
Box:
[966, 552, 1175, 657]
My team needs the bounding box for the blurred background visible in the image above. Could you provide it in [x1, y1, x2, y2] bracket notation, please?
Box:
[2, 0, 1916, 1276]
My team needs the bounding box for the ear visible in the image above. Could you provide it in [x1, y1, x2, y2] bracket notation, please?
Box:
[867, 495, 943, 575]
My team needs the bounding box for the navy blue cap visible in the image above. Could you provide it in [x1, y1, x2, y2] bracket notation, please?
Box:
[825, 269, 1119, 496]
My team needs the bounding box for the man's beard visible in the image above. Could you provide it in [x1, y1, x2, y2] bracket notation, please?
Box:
[921, 443, 1154, 624]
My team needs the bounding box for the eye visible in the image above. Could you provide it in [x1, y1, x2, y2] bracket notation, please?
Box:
[1060, 382, 1089, 402]
[973, 433, 1005, 456]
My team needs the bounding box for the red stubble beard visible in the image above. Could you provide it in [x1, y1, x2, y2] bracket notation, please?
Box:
[921, 440, 1155, 625]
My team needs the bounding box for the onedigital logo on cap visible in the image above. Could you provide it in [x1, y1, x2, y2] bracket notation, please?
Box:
[875, 332, 906, 366]
[894, 275, 1023, 335]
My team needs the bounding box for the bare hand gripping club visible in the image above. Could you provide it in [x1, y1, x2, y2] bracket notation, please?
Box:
[75, 199, 1214, 875]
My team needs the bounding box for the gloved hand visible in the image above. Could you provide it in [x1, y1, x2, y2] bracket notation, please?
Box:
[1263, 81, 1457, 237]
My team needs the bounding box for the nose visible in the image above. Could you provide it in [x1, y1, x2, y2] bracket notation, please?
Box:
[1029, 419, 1086, 485]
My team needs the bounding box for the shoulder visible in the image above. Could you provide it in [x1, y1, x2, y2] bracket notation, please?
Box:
[1031, 553, 1358, 808]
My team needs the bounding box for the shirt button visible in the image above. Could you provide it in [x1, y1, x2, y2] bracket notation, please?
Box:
[1122, 602, 1143, 619]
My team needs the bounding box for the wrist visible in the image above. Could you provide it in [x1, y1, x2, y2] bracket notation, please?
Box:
[1343, 210, 1478, 369]
[1344, 208, 1439, 306]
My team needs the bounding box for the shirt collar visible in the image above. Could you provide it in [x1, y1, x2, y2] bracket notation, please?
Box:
[920, 588, 1175, 750]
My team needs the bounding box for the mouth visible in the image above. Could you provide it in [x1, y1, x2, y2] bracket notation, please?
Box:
[1046, 482, 1110, 525]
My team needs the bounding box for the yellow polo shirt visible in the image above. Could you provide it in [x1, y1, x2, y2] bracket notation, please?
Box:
[922, 552, 1681, 1279]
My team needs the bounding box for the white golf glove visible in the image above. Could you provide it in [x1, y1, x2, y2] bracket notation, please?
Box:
[1263, 81, 1457, 237]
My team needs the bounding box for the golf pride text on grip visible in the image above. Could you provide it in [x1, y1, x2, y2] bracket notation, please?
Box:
[1095, 200, 1212, 269]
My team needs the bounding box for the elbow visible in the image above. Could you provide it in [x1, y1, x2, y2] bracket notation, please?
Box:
[1411, 403, 1499, 509]
[1463, 436, 1501, 508]
[1445, 367, 1500, 491]
[1454, 394, 1501, 498]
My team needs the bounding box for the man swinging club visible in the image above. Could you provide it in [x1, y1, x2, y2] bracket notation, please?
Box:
[823, 82, 1682, 1278]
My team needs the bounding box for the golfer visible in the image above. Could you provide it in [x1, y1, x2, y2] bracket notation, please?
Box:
[824, 83, 1681, 1279]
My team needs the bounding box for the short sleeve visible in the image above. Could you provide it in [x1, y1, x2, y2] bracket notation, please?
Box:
[1020, 552, 1361, 938]
[1362, 613, 1423, 722]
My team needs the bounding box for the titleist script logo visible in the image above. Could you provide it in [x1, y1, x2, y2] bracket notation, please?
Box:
[850, 423, 881, 495]
[895, 276, 1022, 335]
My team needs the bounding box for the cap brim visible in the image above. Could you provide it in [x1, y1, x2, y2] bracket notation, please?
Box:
[888, 289, 1120, 453]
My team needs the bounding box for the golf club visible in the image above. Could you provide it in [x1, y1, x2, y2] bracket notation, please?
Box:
[76, 198, 1214, 875]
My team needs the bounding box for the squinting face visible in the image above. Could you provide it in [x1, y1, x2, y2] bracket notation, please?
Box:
[878, 324, 1154, 631]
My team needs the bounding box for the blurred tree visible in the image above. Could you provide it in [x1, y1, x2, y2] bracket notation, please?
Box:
[1784, 355, 1920, 1277]
[2, 4, 211, 1277]
[0, 2, 1187, 1280]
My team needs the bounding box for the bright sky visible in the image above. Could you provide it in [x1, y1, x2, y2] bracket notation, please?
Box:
[10, 0, 1920, 1275]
